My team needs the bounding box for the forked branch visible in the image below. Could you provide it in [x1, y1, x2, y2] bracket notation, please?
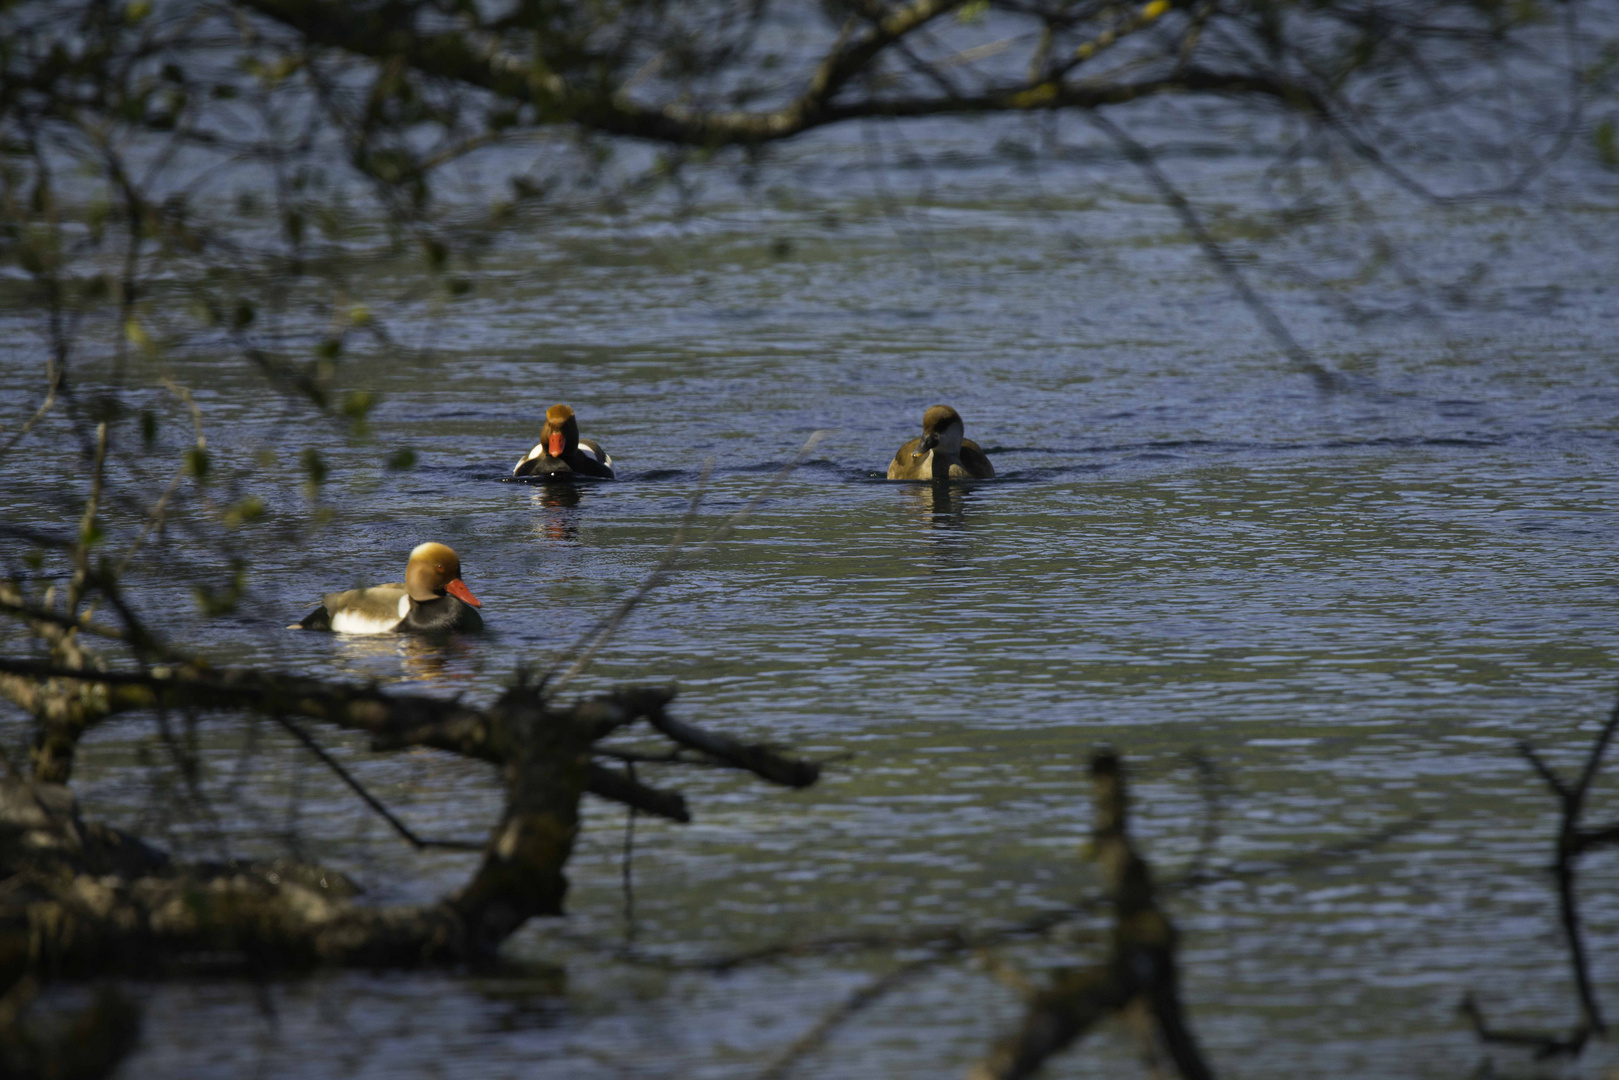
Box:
[1464, 690, 1619, 1057]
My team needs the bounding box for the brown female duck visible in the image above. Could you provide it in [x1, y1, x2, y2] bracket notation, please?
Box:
[886, 405, 994, 481]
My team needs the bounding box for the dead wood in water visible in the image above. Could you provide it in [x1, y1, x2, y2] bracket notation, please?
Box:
[0, 669, 819, 984]
[970, 751, 1214, 1080]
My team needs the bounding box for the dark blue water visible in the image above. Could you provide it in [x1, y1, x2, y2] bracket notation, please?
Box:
[3, 101, 1619, 1077]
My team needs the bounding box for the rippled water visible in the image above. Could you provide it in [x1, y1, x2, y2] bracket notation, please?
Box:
[5, 104, 1619, 1077]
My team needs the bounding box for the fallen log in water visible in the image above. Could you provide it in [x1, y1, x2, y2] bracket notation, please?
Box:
[0, 670, 819, 982]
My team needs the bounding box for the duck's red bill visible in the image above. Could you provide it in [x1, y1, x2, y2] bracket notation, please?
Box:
[446, 578, 482, 607]
[548, 432, 565, 457]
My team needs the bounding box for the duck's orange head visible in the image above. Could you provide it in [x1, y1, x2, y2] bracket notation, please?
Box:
[540, 404, 578, 459]
[405, 542, 481, 606]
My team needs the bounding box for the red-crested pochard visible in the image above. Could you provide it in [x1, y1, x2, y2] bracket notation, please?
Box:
[290, 542, 483, 634]
[512, 404, 614, 479]
[887, 405, 995, 481]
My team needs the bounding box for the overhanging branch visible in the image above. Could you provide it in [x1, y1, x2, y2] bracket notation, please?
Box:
[232, 0, 1327, 147]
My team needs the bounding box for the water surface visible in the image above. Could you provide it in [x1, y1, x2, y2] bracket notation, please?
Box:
[4, 106, 1619, 1078]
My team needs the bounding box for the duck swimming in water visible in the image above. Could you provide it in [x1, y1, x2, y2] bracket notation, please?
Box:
[512, 404, 614, 480]
[886, 405, 994, 481]
[290, 542, 483, 634]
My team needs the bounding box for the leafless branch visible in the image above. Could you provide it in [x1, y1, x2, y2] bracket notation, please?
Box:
[1466, 690, 1619, 1055]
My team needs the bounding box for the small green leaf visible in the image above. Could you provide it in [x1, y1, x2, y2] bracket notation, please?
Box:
[302, 448, 328, 485]
[1595, 117, 1619, 171]
[141, 409, 158, 446]
[341, 390, 375, 420]
[232, 302, 254, 330]
[317, 338, 343, 360]
[185, 447, 210, 481]
[223, 497, 266, 528]
[386, 448, 417, 470]
[956, 0, 989, 23]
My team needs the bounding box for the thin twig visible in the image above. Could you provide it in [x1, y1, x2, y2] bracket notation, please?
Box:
[1085, 110, 1344, 393]
[273, 715, 485, 851]
[0, 353, 61, 460]
[622, 761, 638, 944]
[547, 457, 714, 692]
[1570, 693, 1619, 816]
[67, 422, 109, 615]
[755, 954, 939, 1080]
[576, 813, 1429, 976]
[551, 435, 826, 691]
[1518, 740, 1571, 804]
[1470, 691, 1619, 1052]
[115, 379, 205, 577]
[1183, 749, 1225, 883]
[0, 594, 132, 645]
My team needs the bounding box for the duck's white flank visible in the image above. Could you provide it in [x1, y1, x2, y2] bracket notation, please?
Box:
[513, 442, 545, 472]
[329, 594, 410, 635]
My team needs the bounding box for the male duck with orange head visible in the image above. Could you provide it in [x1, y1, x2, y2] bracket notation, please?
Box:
[512, 404, 614, 480]
[887, 405, 994, 481]
[291, 542, 483, 634]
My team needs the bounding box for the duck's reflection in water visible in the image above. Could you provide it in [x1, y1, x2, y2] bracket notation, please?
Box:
[904, 481, 977, 573]
[531, 481, 581, 543]
[908, 480, 972, 530]
[333, 633, 476, 682]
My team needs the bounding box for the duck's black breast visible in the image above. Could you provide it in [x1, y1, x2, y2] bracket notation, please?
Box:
[514, 450, 612, 480]
[514, 453, 564, 478]
[567, 444, 614, 479]
[401, 595, 483, 634]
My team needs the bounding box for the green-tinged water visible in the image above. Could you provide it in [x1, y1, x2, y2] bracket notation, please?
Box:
[4, 111, 1619, 1077]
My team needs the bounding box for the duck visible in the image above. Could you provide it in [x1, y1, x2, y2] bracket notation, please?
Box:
[512, 404, 614, 479]
[886, 405, 995, 481]
[290, 542, 483, 634]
